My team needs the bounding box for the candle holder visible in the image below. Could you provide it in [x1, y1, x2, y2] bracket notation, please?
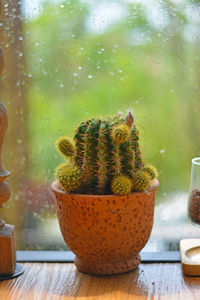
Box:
[0, 47, 24, 280]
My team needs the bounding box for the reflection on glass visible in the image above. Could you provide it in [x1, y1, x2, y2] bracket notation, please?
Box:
[0, 0, 200, 250]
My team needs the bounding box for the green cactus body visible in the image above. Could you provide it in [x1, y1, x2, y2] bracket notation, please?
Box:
[132, 170, 151, 191]
[82, 120, 92, 188]
[55, 163, 82, 192]
[56, 136, 75, 157]
[142, 165, 158, 180]
[120, 140, 135, 178]
[110, 117, 124, 179]
[97, 121, 108, 194]
[74, 121, 89, 168]
[85, 119, 101, 193]
[55, 111, 157, 195]
[130, 126, 144, 170]
[111, 175, 132, 195]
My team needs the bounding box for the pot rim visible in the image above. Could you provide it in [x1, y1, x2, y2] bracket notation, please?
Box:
[51, 179, 159, 198]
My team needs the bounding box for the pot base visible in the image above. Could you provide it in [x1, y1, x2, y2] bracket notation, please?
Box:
[75, 255, 141, 275]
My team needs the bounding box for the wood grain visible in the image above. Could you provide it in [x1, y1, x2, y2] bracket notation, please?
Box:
[1, 263, 200, 299]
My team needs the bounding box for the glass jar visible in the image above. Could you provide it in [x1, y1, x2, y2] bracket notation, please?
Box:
[188, 157, 200, 226]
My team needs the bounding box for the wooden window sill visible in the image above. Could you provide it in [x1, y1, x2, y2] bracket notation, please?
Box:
[1, 259, 200, 299]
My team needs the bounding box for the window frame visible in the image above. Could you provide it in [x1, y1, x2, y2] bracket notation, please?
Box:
[16, 251, 180, 263]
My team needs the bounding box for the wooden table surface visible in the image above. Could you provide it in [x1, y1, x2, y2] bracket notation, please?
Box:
[0, 263, 200, 299]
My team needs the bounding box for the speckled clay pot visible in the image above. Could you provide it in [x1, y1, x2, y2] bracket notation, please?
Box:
[51, 179, 159, 275]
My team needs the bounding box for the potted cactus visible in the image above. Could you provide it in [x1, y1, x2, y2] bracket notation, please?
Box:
[51, 111, 159, 275]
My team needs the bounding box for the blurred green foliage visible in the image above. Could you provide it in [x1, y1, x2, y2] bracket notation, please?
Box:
[26, 0, 200, 197]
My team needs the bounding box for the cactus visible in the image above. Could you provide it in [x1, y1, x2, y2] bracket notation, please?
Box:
[142, 165, 158, 180]
[56, 136, 75, 157]
[132, 170, 151, 191]
[111, 175, 132, 195]
[55, 111, 157, 195]
[55, 163, 81, 192]
[112, 124, 131, 144]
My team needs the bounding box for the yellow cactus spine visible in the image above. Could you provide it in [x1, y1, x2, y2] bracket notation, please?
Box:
[112, 124, 131, 145]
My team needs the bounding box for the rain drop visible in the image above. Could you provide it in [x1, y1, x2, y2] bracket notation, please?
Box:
[17, 139, 23, 145]
[160, 149, 165, 154]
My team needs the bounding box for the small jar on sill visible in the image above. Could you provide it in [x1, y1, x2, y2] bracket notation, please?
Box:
[188, 157, 200, 226]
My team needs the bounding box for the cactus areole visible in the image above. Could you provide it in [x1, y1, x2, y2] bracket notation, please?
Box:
[52, 111, 159, 275]
[55, 111, 158, 195]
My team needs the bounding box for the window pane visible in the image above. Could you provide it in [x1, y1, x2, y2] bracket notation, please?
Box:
[0, 0, 200, 250]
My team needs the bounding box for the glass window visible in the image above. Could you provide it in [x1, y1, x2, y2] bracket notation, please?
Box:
[0, 0, 200, 250]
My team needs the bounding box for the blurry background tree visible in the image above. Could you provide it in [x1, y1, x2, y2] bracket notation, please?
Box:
[0, 0, 200, 249]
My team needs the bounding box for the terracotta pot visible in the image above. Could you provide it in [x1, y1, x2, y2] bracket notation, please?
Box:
[51, 179, 159, 275]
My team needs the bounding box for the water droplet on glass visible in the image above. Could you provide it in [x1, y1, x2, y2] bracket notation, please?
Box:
[17, 139, 23, 144]
[160, 149, 165, 154]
